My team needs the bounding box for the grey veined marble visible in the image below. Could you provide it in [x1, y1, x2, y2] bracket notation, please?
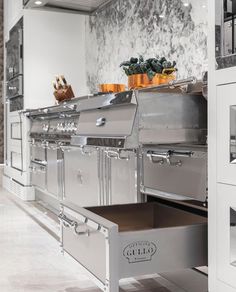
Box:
[86, 0, 208, 92]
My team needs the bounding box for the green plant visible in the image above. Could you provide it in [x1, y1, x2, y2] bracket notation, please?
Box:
[120, 56, 177, 80]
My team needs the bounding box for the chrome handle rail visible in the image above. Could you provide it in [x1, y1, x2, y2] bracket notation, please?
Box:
[105, 149, 130, 160]
[58, 213, 100, 237]
[147, 150, 182, 167]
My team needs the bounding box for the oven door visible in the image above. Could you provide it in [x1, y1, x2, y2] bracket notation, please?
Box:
[62, 146, 101, 207]
[6, 76, 23, 99]
[31, 141, 46, 163]
[141, 147, 207, 202]
[6, 20, 23, 80]
[104, 149, 139, 205]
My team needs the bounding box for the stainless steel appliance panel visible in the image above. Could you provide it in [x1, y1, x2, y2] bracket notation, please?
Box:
[60, 202, 207, 292]
[106, 149, 138, 205]
[47, 146, 61, 198]
[137, 91, 207, 145]
[63, 146, 100, 207]
[77, 105, 137, 137]
[31, 143, 46, 163]
[142, 147, 207, 201]
[31, 162, 46, 190]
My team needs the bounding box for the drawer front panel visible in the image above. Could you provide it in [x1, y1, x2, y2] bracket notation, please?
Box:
[77, 105, 136, 137]
[11, 151, 22, 171]
[11, 121, 22, 140]
[60, 202, 207, 287]
[119, 225, 207, 279]
[142, 149, 207, 201]
[31, 162, 46, 190]
[63, 147, 100, 207]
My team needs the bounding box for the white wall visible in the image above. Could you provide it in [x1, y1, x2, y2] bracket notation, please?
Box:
[24, 9, 88, 109]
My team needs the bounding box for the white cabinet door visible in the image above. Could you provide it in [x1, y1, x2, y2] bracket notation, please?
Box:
[217, 83, 236, 185]
[217, 183, 236, 289]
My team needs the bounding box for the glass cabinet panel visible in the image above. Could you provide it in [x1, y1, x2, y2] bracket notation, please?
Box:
[216, 0, 236, 69]
[230, 207, 236, 267]
[230, 106, 236, 163]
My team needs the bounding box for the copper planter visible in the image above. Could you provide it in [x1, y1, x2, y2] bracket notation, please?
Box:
[128, 73, 176, 89]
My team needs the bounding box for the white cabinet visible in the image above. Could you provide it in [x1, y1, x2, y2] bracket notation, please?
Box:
[217, 183, 236, 289]
[217, 83, 236, 185]
[3, 8, 88, 199]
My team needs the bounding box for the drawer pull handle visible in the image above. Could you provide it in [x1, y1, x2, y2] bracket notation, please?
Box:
[105, 150, 130, 160]
[147, 151, 182, 167]
[81, 146, 93, 156]
[58, 213, 91, 237]
[96, 117, 106, 127]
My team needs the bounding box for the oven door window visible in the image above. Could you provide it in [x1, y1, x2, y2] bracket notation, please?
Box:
[216, 0, 236, 68]
[9, 96, 24, 112]
[231, 207, 236, 267]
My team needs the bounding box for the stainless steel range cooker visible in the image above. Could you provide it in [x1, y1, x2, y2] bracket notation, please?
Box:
[26, 77, 208, 292]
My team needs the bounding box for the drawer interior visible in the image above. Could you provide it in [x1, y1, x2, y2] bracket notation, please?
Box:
[87, 202, 207, 232]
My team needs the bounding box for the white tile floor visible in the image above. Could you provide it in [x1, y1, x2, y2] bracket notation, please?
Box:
[0, 188, 208, 292]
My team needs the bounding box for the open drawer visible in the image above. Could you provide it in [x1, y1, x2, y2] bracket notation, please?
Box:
[59, 202, 207, 292]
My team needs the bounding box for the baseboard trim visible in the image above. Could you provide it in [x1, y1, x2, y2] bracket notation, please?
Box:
[2, 175, 35, 201]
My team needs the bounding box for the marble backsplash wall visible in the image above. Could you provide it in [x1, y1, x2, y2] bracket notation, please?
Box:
[86, 0, 208, 92]
[0, 0, 3, 163]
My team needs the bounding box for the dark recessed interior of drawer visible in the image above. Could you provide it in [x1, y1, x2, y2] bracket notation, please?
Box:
[87, 202, 207, 232]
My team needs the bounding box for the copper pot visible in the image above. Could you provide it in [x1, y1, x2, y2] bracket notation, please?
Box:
[128, 73, 176, 89]
[99, 83, 126, 93]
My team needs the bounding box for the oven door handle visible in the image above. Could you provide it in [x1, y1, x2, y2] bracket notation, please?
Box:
[80, 145, 94, 156]
[147, 151, 182, 167]
[105, 150, 119, 159]
[171, 150, 193, 157]
[105, 150, 130, 160]
[117, 149, 130, 160]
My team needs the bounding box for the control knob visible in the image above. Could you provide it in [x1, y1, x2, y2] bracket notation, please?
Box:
[42, 124, 49, 132]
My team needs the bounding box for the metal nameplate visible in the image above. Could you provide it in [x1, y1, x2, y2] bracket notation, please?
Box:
[123, 241, 157, 264]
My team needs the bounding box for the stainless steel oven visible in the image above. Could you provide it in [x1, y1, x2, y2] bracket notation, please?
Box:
[71, 90, 140, 206]
[6, 19, 23, 81]
[6, 18, 24, 113]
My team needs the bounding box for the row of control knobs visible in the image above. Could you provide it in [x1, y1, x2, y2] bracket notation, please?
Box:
[57, 122, 78, 133]
[42, 122, 77, 133]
